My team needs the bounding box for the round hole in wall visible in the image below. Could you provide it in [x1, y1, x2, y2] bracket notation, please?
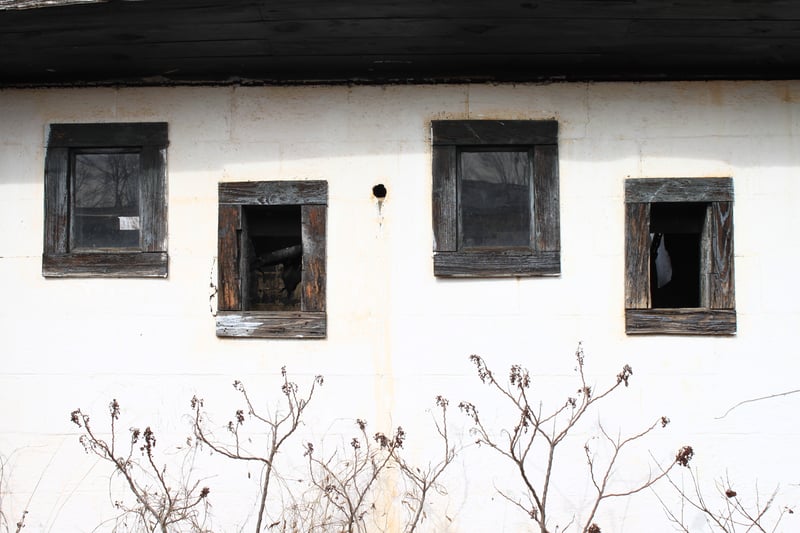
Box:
[372, 184, 387, 199]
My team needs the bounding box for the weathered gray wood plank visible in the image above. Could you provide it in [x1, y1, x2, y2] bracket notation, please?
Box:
[625, 309, 736, 335]
[48, 122, 168, 147]
[432, 120, 557, 146]
[43, 146, 69, 255]
[709, 201, 735, 309]
[434, 250, 560, 277]
[217, 204, 241, 311]
[239, 205, 254, 310]
[625, 178, 733, 203]
[624, 202, 650, 309]
[431, 145, 457, 252]
[216, 311, 326, 338]
[219, 181, 328, 205]
[42, 252, 167, 277]
[139, 146, 168, 253]
[534, 144, 560, 253]
[301, 204, 326, 313]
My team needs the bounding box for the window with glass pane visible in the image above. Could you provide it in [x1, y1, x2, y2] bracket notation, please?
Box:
[432, 120, 560, 277]
[43, 123, 168, 278]
[72, 152, 141, 250]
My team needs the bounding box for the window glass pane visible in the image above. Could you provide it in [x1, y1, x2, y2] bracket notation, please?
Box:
[72, 153, 141, 250]
[460, 151, 530, 248]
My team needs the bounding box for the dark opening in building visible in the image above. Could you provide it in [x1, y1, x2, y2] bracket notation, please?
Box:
[649, 202, 707, 308]
[242, 205, 302, 311]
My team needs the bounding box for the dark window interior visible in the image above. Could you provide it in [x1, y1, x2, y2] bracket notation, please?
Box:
[649, 202, 707, 308]
[242, 205, 302, 311]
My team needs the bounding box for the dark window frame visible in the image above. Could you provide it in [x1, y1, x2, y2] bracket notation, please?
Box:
[216, 180, 327, 339]
[43, 122, 169, 278]
[625, 178, 736, 335]
[431, 120, 560, 277]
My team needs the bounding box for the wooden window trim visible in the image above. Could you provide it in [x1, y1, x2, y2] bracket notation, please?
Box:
[42, 122, 169, 278]
[431, 120, 560, 277]
[624, 178, 735, 335]
[216, 181, 327, 339]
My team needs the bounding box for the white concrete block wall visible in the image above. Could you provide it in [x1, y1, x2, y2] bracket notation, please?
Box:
[1, 81, 799, 531]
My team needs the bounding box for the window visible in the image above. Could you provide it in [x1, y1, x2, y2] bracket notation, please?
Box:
[625, 178, 735, 335]
[216, 181, 327, 338]
[431, 120, 560, 277]
[43, 123, 168, 277]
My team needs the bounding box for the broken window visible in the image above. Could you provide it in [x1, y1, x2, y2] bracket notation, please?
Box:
[242, 205, 303, 312]
[625, 178, 735, 335]
[43, 123, 168, 277]
[432, 120, 560, 277]
[217, 181, 327, 339]
[649, 202, 707, 309]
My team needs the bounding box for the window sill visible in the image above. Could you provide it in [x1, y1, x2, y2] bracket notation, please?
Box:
[625, 308, 736, 335]
[434, 250, 560, 277]
[42, 252, 168, 278]
[216, 311, 327, 339]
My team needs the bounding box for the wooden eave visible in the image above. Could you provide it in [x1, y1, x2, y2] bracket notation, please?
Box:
[2, 0, 800, 87]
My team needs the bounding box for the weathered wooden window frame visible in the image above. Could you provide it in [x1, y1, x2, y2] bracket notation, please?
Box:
[625, 178, 735, 335]
[431, 120, 560, 277]
[216, 181, 327, 339]
[43, 122, 169, 278]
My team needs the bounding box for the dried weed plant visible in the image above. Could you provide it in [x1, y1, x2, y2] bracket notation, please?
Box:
[191, 367, 322, 533]
[286, 396, 456, 533]
[0, 452, 27, 533]
[70, 400, 211, 533]
[654, 457, 795, 532]
[459, 344, 687, 533]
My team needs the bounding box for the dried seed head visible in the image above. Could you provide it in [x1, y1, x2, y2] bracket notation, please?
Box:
[676, 445, 694, 467]
[394, 426, 406, 448]
[509, 364, 531, 389]
[617, 365, 633, 386]
[109, 399, 120, 420]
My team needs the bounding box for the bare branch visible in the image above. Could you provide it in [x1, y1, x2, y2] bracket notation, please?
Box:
[192, 368, 322, 533]
[461, 344, 674, 533]
[70, 401, 210, 533]
[715, 389, 800, 420]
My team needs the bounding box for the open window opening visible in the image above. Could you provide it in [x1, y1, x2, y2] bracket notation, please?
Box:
[649, 202, 707, 308]
[217, 180, 327, 338]
[624, 177, 735, 335]
[242, 205, 302, 311]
